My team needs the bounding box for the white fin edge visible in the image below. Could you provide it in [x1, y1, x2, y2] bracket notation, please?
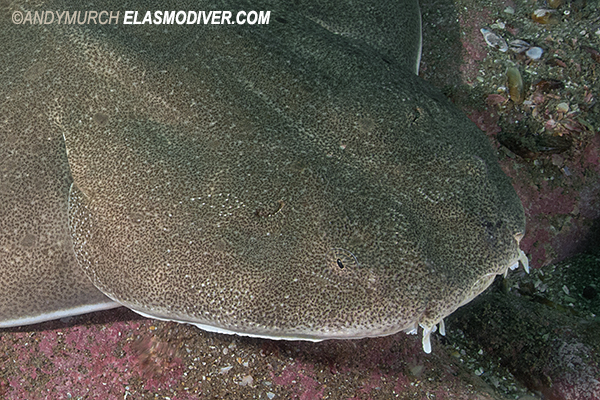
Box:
[130, 307, 424, 343]
[0, 301, 120, 328]
[415, 1, 423, 75]
[131, 308, 328, 342]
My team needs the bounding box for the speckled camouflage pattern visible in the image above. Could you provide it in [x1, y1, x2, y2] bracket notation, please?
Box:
[0, 0, 525, 352]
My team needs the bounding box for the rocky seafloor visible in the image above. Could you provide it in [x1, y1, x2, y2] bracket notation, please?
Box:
[1, 0, 599, 399]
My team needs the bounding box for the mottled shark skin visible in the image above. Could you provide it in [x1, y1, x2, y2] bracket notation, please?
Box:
[0, 7, 119, 326]
[1, 0, 527, 353]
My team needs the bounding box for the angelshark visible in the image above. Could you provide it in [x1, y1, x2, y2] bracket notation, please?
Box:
[0, 0, 527, 353]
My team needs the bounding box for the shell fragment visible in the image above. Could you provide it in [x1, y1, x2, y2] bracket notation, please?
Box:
[481, 28, 508, 52]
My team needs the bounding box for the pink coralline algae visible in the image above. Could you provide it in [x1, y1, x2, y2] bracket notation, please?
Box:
[0, 317, 188, 399]
[271, 363, 325, 400]
[502, 133, 600, 268]
[458, 11, 492, 83]
[463, 94, 600, 269]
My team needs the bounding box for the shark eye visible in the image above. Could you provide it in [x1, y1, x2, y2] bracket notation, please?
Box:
[325, 248, 360, 277]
